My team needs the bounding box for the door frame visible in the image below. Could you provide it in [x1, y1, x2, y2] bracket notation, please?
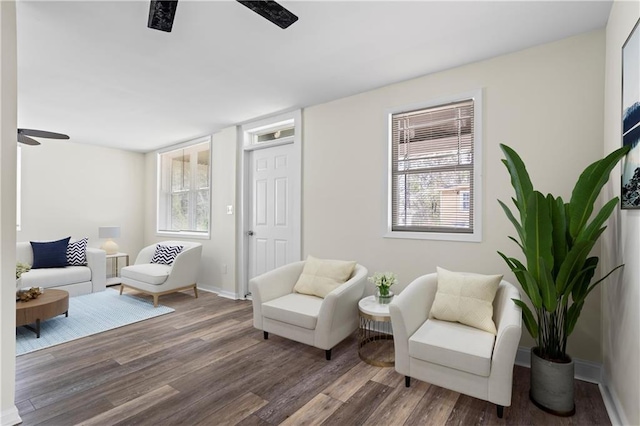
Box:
[237, 110, 302, 298]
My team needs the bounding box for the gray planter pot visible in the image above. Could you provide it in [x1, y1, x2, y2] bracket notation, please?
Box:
[530, 347, 575, 416]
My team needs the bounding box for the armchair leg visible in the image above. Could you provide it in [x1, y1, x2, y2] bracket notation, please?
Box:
[325, 349, 332, 361]
[405, 376, 411, 387]
[193, 284, 199, 299]
[263, 331, 269, 340]
[119, 284, 124, 295]
[497, 405, 504, 418]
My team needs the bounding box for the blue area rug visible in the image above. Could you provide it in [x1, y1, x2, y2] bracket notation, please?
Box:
[16, 289, 174, 356]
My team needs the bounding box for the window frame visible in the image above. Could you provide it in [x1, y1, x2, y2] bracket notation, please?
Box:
[16, 146, 21, 231]
[384, 89, 483, 242]
[156, 135, 212, 239]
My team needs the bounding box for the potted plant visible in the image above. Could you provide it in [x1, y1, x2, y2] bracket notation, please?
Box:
[368, 272, 397, 304]
[497, 143, 629, 416]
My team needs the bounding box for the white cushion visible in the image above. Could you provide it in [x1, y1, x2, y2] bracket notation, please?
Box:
[293, 256, 356, 298]
[262, 293, 323, 330]
[409, 319, 496, 377]
[430, 267, 502, 334]
[121, 263, 171, 285]
[19, 266, 91, 289]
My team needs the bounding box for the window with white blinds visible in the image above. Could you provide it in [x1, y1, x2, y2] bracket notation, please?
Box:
[388, 93, 481, 240]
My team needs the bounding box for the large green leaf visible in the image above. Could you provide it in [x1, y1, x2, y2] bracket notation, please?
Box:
[513, 299, 538, 339]
[498, 251, 544, 309]
[577, 264, 624, 304]
[575, 197, 619, 244]
[498, 199, 525, 245]
[520, 268, 544, 309]
[524, 191, 554, 282]
[569, 256, 598, 301]
[555, 240, 595, 294]
[539, 257, 557, 312]
[569, 146, 629, 239]
[566, 301, 584, 337]
[549, 195, 567, 278]
[500, 144, 534, 222]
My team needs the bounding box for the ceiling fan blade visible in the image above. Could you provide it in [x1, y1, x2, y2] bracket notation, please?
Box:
[148, 0, 179, 32]
[18, 128, 70, 139]
[17, 134, 40, 146]
[237, 1, 298, 29]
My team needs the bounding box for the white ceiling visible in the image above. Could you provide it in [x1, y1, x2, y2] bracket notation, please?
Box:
[16, 0, 612, 152]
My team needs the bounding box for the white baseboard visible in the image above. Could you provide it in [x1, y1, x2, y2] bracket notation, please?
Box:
[197, 286, 241, 300]
[1, 405, 22, 426]
[599, 382, 629, 426]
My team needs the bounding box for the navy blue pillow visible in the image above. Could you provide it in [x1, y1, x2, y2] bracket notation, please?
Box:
[30, 237, 71, 269]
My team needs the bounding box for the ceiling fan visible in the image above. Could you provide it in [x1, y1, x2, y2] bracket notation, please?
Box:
[147, 0, 298, 32]
[17, 129, 70, 146]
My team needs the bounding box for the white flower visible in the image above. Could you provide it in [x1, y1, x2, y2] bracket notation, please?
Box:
[367, 272, 397, 290]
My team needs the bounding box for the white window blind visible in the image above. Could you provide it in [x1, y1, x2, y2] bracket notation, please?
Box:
[391, 99, 475, 234]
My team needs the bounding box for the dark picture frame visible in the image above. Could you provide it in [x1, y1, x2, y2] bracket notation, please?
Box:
[621, 18, 640, 209]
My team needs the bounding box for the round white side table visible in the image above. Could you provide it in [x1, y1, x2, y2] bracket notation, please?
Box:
[358, 295, 394, 367]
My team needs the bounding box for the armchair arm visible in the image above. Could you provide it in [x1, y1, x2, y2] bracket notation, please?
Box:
[250, 261, 306, 330]
[164, 244, 203, 289]
[488, 281, 522, 406]
[86, 247, 106, 292]
[389, 273, 438, 376]
[315, 264, 368, 350]
[134, 245, 156, 264]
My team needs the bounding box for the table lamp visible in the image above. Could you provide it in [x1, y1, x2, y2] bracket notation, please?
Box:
[99, 226, 121, 255]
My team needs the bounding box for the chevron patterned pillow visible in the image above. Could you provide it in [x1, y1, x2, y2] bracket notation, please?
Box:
[67, 238, 88, 266]
[151, 244, 184, 265]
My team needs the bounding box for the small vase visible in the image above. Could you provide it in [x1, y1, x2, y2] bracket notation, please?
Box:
[376, 289, 394, 304]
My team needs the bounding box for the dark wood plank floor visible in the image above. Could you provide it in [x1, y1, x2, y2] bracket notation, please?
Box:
[15, 289, 611, 426]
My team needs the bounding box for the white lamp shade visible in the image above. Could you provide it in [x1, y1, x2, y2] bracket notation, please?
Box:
[99, 226, 121, 239]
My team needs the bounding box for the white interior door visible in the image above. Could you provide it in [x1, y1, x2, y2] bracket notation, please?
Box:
[248, 142, 298, 284]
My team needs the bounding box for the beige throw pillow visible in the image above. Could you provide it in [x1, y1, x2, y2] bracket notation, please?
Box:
[430, 267, 502, 335]
[293, 256, 357, 298]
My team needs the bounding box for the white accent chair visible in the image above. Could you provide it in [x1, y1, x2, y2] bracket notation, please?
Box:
[389, 273, 522, 419]
[250, 261, 368, 360]
[120, 241, 202, 307]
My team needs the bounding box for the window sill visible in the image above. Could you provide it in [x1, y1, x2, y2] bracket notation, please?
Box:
[384, 230, 481, 243]
[156, 231, 210, 240]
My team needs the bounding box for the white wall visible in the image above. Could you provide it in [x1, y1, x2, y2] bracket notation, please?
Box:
[143, 127, 237, 296]
[602, 1, 640, 425]
[0, 2, 20, 424]
[17, 140, 146, 257]
[302, 30, 607, 362]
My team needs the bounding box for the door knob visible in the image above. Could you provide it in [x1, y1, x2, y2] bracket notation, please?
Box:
[247, 230, 254, 236]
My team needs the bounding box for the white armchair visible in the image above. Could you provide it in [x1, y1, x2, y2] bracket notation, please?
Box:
[250, 261, 368, 360]
[389, 273, 522, 418]
[120, 241, 202, 307]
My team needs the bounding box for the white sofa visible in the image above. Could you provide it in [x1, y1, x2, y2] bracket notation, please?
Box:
[17, 242, 106, 297]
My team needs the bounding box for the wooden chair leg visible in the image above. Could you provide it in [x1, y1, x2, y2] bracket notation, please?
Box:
[263, 331, 269, 339]
[153, 295, 159, 307]
[405, 376, 411, 387]
[325, 349, 332, 361]
[119, 284, 124, 295]
[193, 285, 199, 299]
[497, 405, 504, 418]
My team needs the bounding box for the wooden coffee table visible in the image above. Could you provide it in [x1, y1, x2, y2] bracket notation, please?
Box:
[16, 289, 69, 338]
